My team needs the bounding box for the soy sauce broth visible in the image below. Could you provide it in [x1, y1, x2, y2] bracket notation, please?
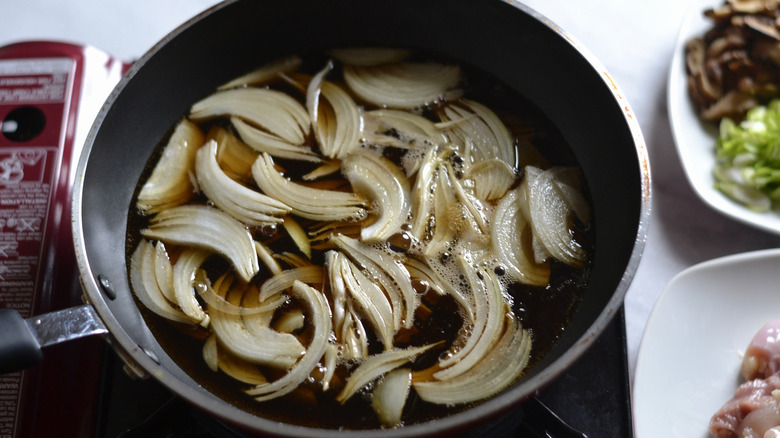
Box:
[125, 49, 592, 429]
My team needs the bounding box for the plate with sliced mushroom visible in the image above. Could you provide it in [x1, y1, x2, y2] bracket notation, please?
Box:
[668, 0, 780, 235]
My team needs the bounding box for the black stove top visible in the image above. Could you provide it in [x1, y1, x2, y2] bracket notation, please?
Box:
[93, 309, 632, 438]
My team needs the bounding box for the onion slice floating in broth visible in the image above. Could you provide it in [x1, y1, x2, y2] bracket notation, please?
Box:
[363, 109, 449, 151]
[307, 63, 363, 159]
[171, 249, 211, 327]
[129, 239, 193, 324]
[336, 343, 440, 404]
[328, 48, 411, 66]
[469, 159, 517, 201]
[492, 188, 550, 286]
[137, 119, 204, 214]
[436, 99, 516, 167]
[258, 265, 325, 301]
[251, 153, 368, 222]
[434, 259, 506, 380]
[195, 139, 291, 226]
[198, 272, 286, 316]
[371, 367, 412, 428]
[231, 116, 322, 163]
[245, 280, 332, 401]
[329, 250, 395, 349]
[208, 274, 304, 370]
[140, 205, 260, 282]
[331, 234, 417, 330]
[190, 88, 310, 145]
[412, 316, 532, 405]
[343, 62, 462, 109]
[520, 165, 588, 268]
[218, 55, 302, 90]
[342, 152, 411, 243]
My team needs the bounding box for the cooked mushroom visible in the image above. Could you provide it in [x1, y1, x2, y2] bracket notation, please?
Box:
[686, 0, 780, 122]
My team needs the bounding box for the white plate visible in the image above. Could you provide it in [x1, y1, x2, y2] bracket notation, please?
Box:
[633, 249, 780, 438]
[668, 0, 780, 235]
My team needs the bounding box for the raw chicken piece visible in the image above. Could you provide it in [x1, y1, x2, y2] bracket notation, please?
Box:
[709, 374, 780, 437]
[710, 320, 780, 438]
[737, 400, 780, 438]
[742, 321, 780, 381]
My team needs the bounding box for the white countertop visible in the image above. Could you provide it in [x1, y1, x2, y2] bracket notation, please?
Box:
[4, 0, 780, 411]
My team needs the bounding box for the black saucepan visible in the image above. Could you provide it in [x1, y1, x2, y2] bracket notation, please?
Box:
[0, 0, 650, 436]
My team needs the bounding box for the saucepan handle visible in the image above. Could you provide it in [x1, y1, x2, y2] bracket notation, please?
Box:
[0, 308, 42, 374]
[0, 305, 108, 374]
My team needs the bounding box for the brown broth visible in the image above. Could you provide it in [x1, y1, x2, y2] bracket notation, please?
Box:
[125, 49, 592, 430]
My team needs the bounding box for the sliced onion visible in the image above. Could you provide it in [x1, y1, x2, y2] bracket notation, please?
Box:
[273, 307, 305, 333]
[340, 309, 370, 361]
[208, 126, 258, 182]
[137, 119, 204, 214]
[303, 159, 342, 181]
[343, 62, 462, 109]
[404, 255, 473, 322]
[274, 251, 315, 268]
[436, 99, 515, 167]
[282, 216, 312, 259]
[129, 239, 192, 324]
[141, 205, 260, 282]
[448, 165, 488, 234]
[254, 240, 282, 275]
[320, 343, 339, 391]
[203, 334, 219, 372]
[259, 266, 325, 301]
[331, 234, 417, 330]
[434, 258, 505, 379]
[363, 109, 449, 151]
[251, 153, 368, 222]
[326, 252, 369, 361]
[412, 316, 532, 405]
[342, 152, 411, 242]
[469, 159, 517, 201]
[308, 68, 363, 158]
[306, 62, 329, 128]
[402, 257, 448, 296]
[491, 188, 550, 286]
[217, 349, 269, 386]
[209, 274, 304, 369]
[218, 55, 302, 90]
[549, 166, 591, 225]
[172, 249, 210, 326]
[231, 116, 322, 163]
[195, 139, 291, 226]
[152, 240, 176, 303]
[371, 367, 412, 427]
[238, 280, 284, 338]
[330, 250, 395, 349]
[520, 166, 587, 268]
[424, 168, 459, 257]
[409, 145, 443, 240]
[245, 280, 332, 401]
[328, 48, 411, 66]
[197, 272, 285, 316]
[190, 88, 310, 145]
[205, 333, 270, 385]
[336, 343, 439, 404]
